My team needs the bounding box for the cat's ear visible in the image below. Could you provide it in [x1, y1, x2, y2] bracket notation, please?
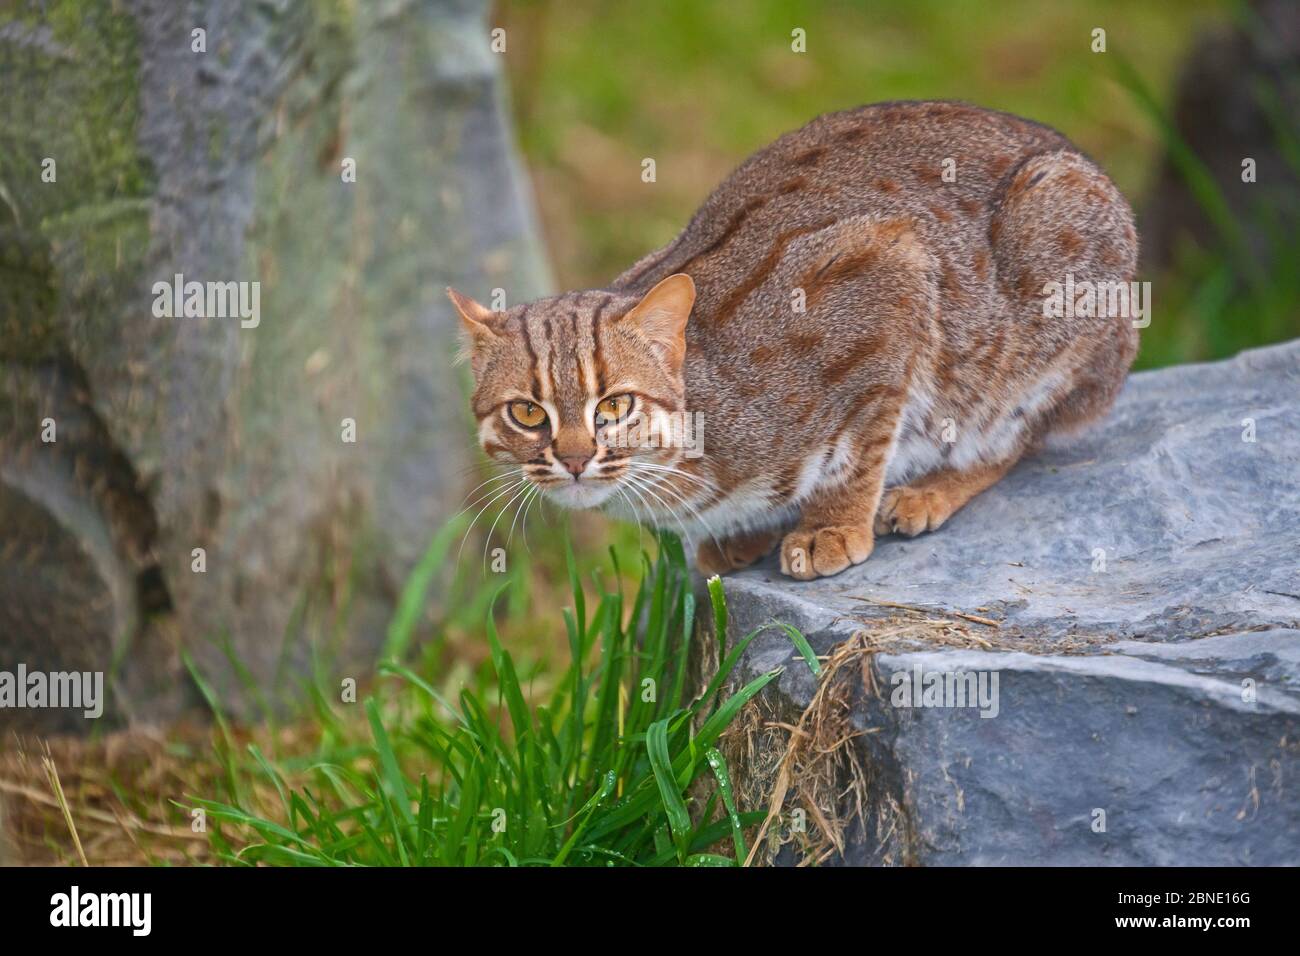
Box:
[620, 274, 695, 374]
[446, 287, 499, 364]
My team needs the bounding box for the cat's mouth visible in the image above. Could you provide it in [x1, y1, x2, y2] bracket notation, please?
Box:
[537, 477, 620, 509]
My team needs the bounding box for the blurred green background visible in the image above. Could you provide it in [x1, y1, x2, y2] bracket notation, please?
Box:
[497, 0, 1299, 369]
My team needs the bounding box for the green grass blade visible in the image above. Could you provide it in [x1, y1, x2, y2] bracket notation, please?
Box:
[365, 698, 415, 828]
[775, 622, 821, 677]
[383, 516, 465, 660]
[646, 718, 691, 860]
[704, 747, 747, 864]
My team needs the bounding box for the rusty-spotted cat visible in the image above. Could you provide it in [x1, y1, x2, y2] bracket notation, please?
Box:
[449, 101, 1138, 580]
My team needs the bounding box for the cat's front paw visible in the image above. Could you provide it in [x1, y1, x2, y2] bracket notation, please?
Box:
[779, 524, 874, 580]
[696, 528, 782, 577]
[873, 487, 953, 537]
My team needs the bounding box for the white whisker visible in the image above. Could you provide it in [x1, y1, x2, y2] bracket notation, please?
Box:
[614, 479, 655, 552]
[627, 466, 724, 556]
[506, 483, 539, 553]
[630, 459, 719, 492]
[483, 480, 535, 570]
[453, 470, 526, 521]
[622, 470, 703, 553]
[456, 476, 529, 567]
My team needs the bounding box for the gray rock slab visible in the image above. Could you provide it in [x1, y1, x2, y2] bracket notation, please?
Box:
[712, 339, 1300, 865]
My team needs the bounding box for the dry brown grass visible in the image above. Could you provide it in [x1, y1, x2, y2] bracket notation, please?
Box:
[0, 720, 322, 866]
[719, 604, 1104, 867]
[725, 630, 887, 867]
[1, 727, 215, 866]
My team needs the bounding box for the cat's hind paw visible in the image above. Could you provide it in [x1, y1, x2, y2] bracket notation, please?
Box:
[779, 524, 874, 580]
[695, 528, 781, 577]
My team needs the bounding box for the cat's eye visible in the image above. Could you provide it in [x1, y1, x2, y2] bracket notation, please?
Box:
[508, 401, 547, 429]
[595, 394, 633, 424]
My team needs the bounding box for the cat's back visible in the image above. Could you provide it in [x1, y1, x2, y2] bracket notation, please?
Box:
[615, 100, 1077, 305]
[701, 100, 1073, 218]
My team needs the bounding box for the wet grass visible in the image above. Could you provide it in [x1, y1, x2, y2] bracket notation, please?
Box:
[185, 532, 815, 866]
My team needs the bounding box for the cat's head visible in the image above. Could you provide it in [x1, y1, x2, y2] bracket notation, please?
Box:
[448, 274, 696, 510]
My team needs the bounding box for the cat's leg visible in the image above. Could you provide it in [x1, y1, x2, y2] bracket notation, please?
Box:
[874, 455, 1017, 537]
[989, 147, 1139, 435]
[779, 430, 897, 581]
[774, 218, 930, 580]
[1045, 328, 1138, 436]
[875, 334, 1100, 539]
[869, 148, 1138, 541]
[695, 527, 782, 577]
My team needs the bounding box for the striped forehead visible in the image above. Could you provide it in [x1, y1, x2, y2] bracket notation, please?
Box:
[524, 308, 603, 412]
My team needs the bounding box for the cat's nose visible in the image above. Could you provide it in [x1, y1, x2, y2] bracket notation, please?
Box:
[559, 454, 591, 477]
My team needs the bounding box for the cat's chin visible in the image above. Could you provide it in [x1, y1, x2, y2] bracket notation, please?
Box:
[541, 480, 619, 510]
